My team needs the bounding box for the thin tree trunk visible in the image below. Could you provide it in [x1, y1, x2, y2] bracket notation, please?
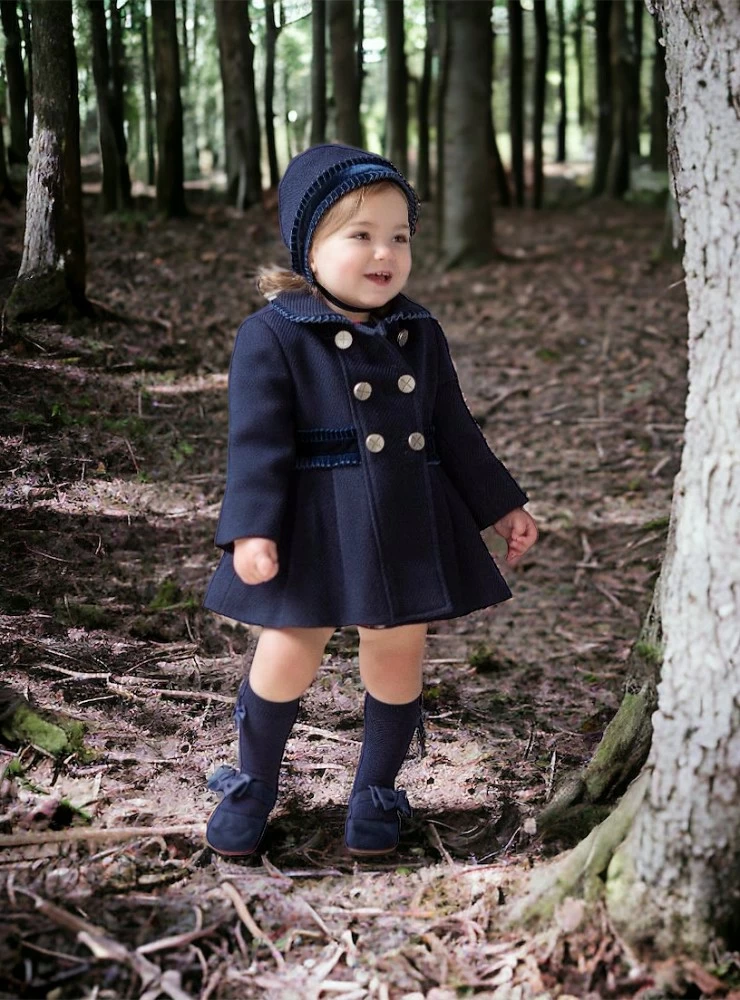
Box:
[591, 0, 612, 196]
[489, 21, 511, 207]
[555, 0, 566, 163]
[630, 0, 643, 156]
[180, 0, 189, 85]
[329, 0, 361, 146]
[20, 0, 32, 142]
[532, 0, 548, 209]
[140, 5, 156, 187]
[650, 28, 668, 171]
[435, 0, 448, 244]
[0, 99, 19, 202]
[311, 0, 327, 146]
[1, 0, 28, 164]
[88, 0, 130, 212]
[441, 0, 493, 268]
[416, 0, 432, 201]
[605, 0, 630, 197]
[356, 0, 365, 127]
[151, 0, 186, 217]
[386, 0, 407, 174]
[265, 0, 280, 187]
[572, 0, 585, 128]
[4, 0, 87, 323]
[508, 0, 524, 207]
[108, 0, 132, 206]
[214, 0, 262, 210]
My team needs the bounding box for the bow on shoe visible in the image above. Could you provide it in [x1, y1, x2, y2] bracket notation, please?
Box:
[207, 764, 255, 799]
[368, 785, 412, 816]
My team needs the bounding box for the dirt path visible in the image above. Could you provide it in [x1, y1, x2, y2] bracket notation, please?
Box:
[0, 198, 687, 998]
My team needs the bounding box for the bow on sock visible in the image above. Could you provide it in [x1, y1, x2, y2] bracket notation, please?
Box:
[368, 785, 412, 816]
[207, 764, 255, 799]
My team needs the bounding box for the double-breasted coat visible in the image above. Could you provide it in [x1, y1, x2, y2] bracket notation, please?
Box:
[204, 289, 529, 628]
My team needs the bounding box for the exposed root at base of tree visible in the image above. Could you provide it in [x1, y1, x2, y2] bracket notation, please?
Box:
[507, 770, 649, 928]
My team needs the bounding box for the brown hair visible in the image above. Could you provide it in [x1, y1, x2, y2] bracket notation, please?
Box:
[257, 180, 404, 300]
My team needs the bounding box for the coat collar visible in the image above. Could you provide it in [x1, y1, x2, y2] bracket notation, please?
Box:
[270, 290, 431, 327]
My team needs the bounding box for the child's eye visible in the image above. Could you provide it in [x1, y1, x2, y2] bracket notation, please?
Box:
[351, 232, 369, 240]
[394, 234, 409, 244]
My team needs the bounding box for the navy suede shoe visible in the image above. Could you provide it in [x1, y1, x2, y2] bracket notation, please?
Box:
[205, 764, 277, 857]
[345, 785, 412, 856]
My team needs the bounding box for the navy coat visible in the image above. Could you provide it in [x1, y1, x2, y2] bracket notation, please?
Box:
[204, 290, 529, 628]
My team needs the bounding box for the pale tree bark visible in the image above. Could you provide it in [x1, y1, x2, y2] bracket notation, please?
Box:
[4, 0, 87, 323]
[441, 0, 493, 268]
[385, 0, 407, 175]
[214, 0, 261, 210]
[151, 0, 187, 217]
[515, 0, 740, 960]
[1, 0, 28, 164]
[329, 0, 361, 146]
[310, 0, 327, 146]
[607, 0, 740, 953]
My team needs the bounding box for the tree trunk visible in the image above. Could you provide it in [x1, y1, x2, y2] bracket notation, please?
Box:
[386, 0, 407, 174]
[532, 0, 548, 209]
[650, 28, 668, 171]
[213, 0, 262, 210]
[441, 0, 493, 268]
[20, 0, 32, 142]
[591, 0, 612, 196]
[88, 0, 131, 213]
[416, 0, 432, 201]
[139, 4, 156, 187]
[4, 0, 86, 323]
[179, 0, 189, 84]
[265, 0, 280, 187]
[630, 0, 643, 157]
[151, 0, 187, 217]
[0, 99, 19, 202]
[605, 0, 630, 198]
[435, 0, 448, 244]
[108, 0, 132, 206]
[489, 23, 511, 208]
[356, 0, 365, 132]
[555, 0, 566, 163]
[508, 0, 524, 207]
[572, 0, 585, 128]
[329, 0, 361, 146]
[1, 0, 28, 164]
[607, 0, 740, 954]
[311, 0, 327, 146]
[517, 0, 740, 961]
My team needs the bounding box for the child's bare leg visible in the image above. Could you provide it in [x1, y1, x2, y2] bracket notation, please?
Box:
[249, 626, 336, 700]
[357, 623, 427, 702]
[346, 624, 427, 855]
[206, 625, 333, 858]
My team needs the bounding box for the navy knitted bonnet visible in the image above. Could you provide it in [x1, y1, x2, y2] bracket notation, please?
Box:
[278, 143, 419, 283]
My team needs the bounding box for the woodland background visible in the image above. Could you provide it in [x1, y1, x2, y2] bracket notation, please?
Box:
[0, 1, 715, 999]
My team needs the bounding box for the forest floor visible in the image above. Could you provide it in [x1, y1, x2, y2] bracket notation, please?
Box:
[0, 187, 705, 1000]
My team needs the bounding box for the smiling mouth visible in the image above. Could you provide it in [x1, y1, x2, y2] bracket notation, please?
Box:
[365, 272, 392, 284]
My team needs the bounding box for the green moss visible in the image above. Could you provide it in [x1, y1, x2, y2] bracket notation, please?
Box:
[634, 640, 663, 665]
[642, 515, 671, 532]
[147, 577, 197, 611]
[57, 601, 113, 629]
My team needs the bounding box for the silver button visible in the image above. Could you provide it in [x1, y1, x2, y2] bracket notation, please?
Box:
[353, 381, 372, 401]
[365, 433, 385, 453]
[334, 330, 353, 349]
[397, 374, 416, 394]
[397, 329, 409, 346]
[408, 432, 425, 451]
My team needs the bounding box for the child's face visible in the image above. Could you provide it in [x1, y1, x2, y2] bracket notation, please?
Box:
[309, 185, 412, 318]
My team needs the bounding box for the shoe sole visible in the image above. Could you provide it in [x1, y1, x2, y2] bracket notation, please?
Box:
[346, 843, 399, 857]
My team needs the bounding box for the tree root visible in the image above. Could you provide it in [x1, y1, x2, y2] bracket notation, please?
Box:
[506, 770, 648, 928]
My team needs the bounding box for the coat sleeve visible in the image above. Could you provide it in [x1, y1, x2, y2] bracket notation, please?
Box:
[433, 322, 529, 530]
[214, 317, 295, 550]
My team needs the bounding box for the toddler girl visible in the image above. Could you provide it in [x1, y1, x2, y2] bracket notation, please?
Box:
[204, 143, 538, 858]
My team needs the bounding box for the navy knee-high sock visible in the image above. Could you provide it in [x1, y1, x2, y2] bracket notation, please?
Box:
[350, 692, 422, 796]
[235, 679, 300, 812]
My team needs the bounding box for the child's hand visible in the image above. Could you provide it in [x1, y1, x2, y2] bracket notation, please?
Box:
[493, 508, 538, 566]
[233, 537, 279, 584]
